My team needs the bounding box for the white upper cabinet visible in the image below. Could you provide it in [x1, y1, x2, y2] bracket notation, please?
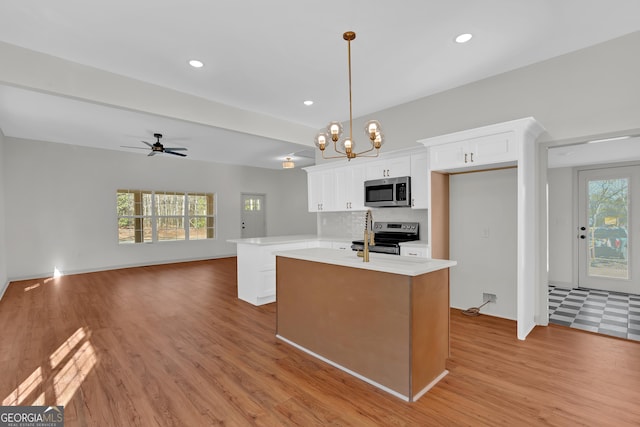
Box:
[365, 156, 411, 180]
[307, 169, 336, 212]
[305, 147, 427, 212]
[335, 164, 365, 211]
[429, 132, 516, 171]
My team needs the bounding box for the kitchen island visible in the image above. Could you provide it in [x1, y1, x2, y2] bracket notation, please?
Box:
[274, 248, 456, 402]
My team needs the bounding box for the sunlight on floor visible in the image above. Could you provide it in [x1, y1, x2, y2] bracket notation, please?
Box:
[2, 367, 42, 405]
[24, 283, 41, 292]
[54, 340, 97, 406]
[2, 326, 97, 407]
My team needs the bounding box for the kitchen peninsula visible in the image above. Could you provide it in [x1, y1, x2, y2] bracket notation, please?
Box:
[227, 235, 353, 305]
[274, 248, 456, 402]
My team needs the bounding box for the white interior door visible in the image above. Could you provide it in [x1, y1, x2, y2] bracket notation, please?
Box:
[241, 193, 266, 238]
[577, 166, 640, 294]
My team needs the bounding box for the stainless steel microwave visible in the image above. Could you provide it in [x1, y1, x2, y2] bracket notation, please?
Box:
[364, 176, 411, 207]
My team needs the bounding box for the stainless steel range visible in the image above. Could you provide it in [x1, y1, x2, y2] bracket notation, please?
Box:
[351, 222, 419, 255]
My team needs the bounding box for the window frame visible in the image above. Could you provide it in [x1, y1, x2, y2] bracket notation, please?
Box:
[117, 189, 216, 244]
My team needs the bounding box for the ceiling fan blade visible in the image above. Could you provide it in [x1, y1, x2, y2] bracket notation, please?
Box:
[121, 145, 149, 150]
[163, 147, 187, 151]
[141, 140, 153, 148]
[147, 151, 156, 156]
[165, 150, 187, 157]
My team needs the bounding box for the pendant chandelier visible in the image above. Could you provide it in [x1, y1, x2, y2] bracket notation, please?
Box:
[314, 31, 384, 161]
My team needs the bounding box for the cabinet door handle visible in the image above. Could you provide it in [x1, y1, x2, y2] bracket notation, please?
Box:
[464, 153, 468, 163]
[470, 152, 474, 162]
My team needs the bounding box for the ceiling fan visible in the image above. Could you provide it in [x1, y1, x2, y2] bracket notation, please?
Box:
[123, 133, 188, 157]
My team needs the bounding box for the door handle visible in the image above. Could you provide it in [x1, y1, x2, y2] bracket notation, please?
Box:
[464, 153, 468, 163]
[470, 152, 474, 162]
[579, 235, 586, 239]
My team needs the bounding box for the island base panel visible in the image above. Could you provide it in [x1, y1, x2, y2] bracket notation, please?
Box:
[276, 256, 450, 401]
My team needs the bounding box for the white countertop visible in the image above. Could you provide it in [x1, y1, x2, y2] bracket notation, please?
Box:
[227, 235, 353, 246]
[227, 234, 318, 245]
[274, 248, 456, 277]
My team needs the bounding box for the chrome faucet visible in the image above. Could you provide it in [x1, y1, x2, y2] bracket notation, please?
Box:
[358, 209, 375, 262]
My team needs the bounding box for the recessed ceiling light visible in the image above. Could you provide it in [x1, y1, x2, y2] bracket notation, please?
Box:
[455, 33, 473, 44]
[188, 59, 204, 68]
[303, 100, 314, 106]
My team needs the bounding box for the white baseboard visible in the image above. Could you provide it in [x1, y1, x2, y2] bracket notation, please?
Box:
[6, 254, 237, 283]
[0, 279, 9, 300]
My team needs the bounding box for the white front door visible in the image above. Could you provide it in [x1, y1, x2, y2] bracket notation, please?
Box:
[577, 166, 640, 294]
[241, 193, 266, 238]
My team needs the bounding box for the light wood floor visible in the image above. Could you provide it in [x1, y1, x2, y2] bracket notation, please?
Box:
[1, 258, 639, 426]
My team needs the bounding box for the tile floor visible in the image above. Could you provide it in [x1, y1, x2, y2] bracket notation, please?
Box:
[548, 286, 640, 341]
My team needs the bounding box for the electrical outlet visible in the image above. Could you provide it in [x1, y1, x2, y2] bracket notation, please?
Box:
[483, 293, 497, 303]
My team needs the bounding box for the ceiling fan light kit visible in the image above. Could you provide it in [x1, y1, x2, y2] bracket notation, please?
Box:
[314, 31, 384, 161]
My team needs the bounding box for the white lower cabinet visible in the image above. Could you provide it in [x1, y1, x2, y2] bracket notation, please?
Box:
[237, 241, 311, 305]
[399, 242, 430, 258]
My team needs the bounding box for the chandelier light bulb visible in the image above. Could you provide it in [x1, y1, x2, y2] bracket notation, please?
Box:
[373, 131, 384, 149]
[365, 120, 381, 140]
[314, 132, 328, 150]
[342, 139, 355, 153]
[327, 122, 343, 142]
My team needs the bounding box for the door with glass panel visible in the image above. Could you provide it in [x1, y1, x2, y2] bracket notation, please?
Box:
[577, 166, 640, 294]
[241, 193, 266, 238]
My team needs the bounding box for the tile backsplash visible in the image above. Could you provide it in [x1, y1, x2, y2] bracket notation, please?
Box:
[318, 208, 428, 241]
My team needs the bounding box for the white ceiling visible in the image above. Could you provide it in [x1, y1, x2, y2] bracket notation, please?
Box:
[1, 0, 639, 169]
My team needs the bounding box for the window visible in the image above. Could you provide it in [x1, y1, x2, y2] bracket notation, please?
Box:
[117, 190, 215, 244]
[188, 193, 215, 240]
[244, 197, 262, 211]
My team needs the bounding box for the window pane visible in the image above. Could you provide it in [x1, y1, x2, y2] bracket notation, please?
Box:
[188, 194, 208, 216]
[587, 178, 629, 279]
[156, 192, 184, 216]
[118, 217, 152, 243]
[189, 216, 214, 240]
[117, 192, 135, 216]
[157, 216, 184, 241]
[118, 217, 136, 243]
[244, 197, 261, 211]
[142, 192, 153, 216]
